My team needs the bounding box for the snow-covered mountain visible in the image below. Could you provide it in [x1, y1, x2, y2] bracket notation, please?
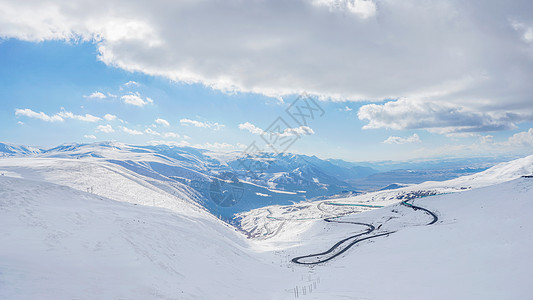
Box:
[1, 141, 529, 220]
[0, 142, 43, 157]
[445, 154, 533, 185]
[238, 153, 533, 238]
[0, 142, 361, 220]
[1, 152, 532, 299]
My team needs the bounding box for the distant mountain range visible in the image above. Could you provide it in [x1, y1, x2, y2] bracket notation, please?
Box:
[0, 141, 510, 219]
[0, 142, 366, 219]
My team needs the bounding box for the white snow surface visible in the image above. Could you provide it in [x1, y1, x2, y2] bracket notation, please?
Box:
[0, 157, 205, 216]
[239, 154, 533, 238]
[0, 176, 293, 299]
[0, 153, 532, 299]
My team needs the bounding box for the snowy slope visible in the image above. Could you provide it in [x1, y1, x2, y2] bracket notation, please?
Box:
[1, 142, 513, 219]
[1, 145, 533, 299]
[240, 177, 533, 299]
[239, 154, 533, 240]
[1, 170, 532, 299]
[295, 177, 533, 299]
[442, 154, 533, 186]
[0, 142, 43, 157]
[0, 157, 206, 216]
[0, 142, 363, 219]
[0, 176, 298, 299]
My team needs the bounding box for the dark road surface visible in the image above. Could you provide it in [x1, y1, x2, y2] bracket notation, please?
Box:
[400, 200, 438, 225]
[292, 199, 438, 265]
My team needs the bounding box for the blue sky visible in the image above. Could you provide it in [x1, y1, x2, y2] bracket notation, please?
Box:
[1, 0, 533, 162]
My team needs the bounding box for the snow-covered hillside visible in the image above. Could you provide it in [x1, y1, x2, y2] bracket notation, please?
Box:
[0, 142, 363, 219]
[239, 154, 533, 239]
[0, 142, 43, 157]
[0, 176, 298, 299]
[444, 154, 533, 186]
[0, 142, 503, 220]
[290, 177, 533, 299]
[1, 152, 532, 299]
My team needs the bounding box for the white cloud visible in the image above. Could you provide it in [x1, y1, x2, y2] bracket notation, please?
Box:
[312, 0, 377, 19]
[121, 126, 143, 135]
[162, 132, 180, 138]
[144, 128, 160, 136]
[444, 132, 479, 139]
[358, 98, 531, 134]
[84, 91, 107, 99]
[104, 114, 117, 121]
[155, 118, 170, 127]
[15, 108, 64, 122]
[16, 108, 103, 123]
[480, 135, 494, 144]
[57, 111, 101, 122]
[281, 126, 315, 137]
[366, 129, 533, 159]
[383, 133, 421, 144]
[180, 119, 224, 130]
[512, 21, 533, 43]
[526, 28, 533, 43]
[180, 119, 209, 128]
[121, 92, 153, 107]
[17, 121, 24, 125]
[123, 81, 140, 87]
[506, 128, 533, 146]
[96, 124, 114, 133]
[2, 0, 533, 135]
[103, 113, 125, 123]
[84, 134, 97, 139]
[239, 121, 314, 137]
[238, 122, 264, 135]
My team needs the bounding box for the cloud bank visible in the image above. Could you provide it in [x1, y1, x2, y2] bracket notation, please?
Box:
[2, 0, 533, 134]
[358, 98, 533, 135]
[239, 122, 314, 137]
[180, 119, 224, 131]
[15, 108, 101, 123]
[121, 92, 153, 107]
[383, 133, 421, 144]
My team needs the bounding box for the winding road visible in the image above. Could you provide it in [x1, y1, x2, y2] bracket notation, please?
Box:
[400, 200, 438, 225]
[291, 199, 438, 265]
